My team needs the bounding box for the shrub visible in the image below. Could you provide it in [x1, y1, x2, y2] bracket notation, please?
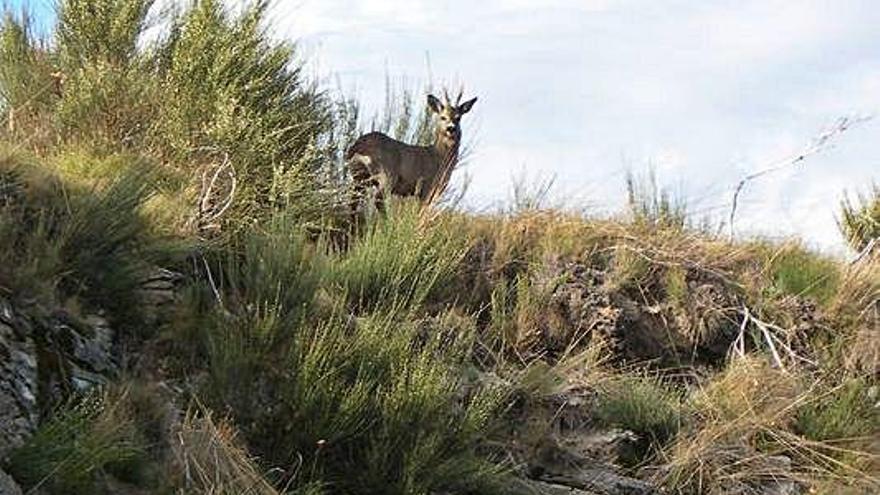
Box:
[594, 374, 682, 456]
[333, 199, 471, 312]
[839, 184, 880, 254]
[767, 244, 841, 305]
[5, 388, 146, 494]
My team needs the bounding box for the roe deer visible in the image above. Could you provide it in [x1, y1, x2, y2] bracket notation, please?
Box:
[346, 89, 477, 208]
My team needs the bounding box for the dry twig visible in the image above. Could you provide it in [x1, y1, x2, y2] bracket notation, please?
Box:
[726, 115, 873, 239]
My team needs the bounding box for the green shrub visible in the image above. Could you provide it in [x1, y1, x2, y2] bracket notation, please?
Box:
[200, 210, 325, 410]
[839, 184, 880, 253]
[333, 200, 470, 311]
[768, 245, 840, 305]
[270, 309, 507, 494]
[5, 389, 146, 494]
[154, 0, 332, 217]
[198, 289, 508, 494]
[0, 9, 55, 107]
[188, 204, 507, 493]
[594, 374, 682, 451]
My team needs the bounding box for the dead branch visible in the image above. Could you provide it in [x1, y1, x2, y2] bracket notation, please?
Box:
[850, 237, 878, 265]
[192, 148, 236, 234]
[730, 305, 817, 371]
[726, 115, 873, 240]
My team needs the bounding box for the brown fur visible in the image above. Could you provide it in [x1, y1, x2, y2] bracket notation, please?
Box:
[347, 92, 477, 204]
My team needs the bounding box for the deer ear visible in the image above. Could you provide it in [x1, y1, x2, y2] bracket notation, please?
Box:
[458, 97, 477, 114]
[427, 94, 443, 114]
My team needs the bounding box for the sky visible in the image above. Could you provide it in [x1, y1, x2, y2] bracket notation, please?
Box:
[273, 0, 880, 254]
[11, 0, 880, 253]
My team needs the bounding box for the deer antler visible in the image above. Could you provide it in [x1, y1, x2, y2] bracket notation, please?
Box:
[455, 86, 464, 106]
[443, 88, 452, 106]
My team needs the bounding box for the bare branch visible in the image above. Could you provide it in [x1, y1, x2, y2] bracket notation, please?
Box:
[850, 237, 878, 265]
[726, 115, 873, 239]
[190, 147, 237, 235]
[730, 305, 817, 370]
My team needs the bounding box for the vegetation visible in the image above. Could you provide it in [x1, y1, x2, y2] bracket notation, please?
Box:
[840, 184, 880, 253]
[0, 1, 878, 494]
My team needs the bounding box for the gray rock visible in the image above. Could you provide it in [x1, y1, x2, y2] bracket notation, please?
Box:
[0, 469, 22, 495]
[508, 478, 600, 495]
[137, 267, 183, 326]
[542, 469, 657, 495]
[0, 297, 119, 458]
[0, 317, 38, 458]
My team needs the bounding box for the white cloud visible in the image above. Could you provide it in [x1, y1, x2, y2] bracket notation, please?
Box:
[268, 0, 880, 252]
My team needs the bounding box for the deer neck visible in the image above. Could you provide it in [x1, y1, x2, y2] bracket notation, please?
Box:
[432, 133, 460, 171]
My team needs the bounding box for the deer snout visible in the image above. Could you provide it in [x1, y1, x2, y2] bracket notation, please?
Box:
[445, 125, 458, 134]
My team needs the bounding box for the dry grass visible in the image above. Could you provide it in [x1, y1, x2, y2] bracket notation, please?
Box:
[657, 357, 880, 494]
[169, 409, 282, 495]
[828, 259, 880, 374]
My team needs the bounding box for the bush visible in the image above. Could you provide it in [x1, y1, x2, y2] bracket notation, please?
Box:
[5, 389, 146, 494]
[333, 199, 470, 311]
[839, 184, 880, 253]
[594, 374, 682, 457]
[767, 244, 840, 305]
[186, 205, 508, 494]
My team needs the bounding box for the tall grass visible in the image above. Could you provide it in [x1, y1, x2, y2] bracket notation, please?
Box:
[189, 205, 509, 494]
[839, 184, 880, 253]
[334, 200, 470, 311]
[5, 388, 146, 494]
[625, 170, 688, 230]
[0, 151, 159, 328]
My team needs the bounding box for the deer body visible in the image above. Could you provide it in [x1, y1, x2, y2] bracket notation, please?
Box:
[347, 91, 477, 205]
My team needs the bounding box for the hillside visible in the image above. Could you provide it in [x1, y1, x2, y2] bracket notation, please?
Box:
[1, 1, 879, 495]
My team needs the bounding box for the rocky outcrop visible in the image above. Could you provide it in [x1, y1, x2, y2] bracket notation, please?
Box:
[0, 297, 117, 459]
[0, 298, 39, 458]
[0, 469, 22, 495]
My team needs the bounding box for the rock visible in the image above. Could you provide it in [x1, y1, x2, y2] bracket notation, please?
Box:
[507, 478, 599, 495]
[0, 302, 38, 458]
[0, 297, 119, 457]
[542, 469, 657, 495]
[0, 469, 22, 495]
[137, 267, 183, 327]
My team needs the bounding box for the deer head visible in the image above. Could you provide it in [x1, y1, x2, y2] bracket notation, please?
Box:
[427, 89, 477, 149]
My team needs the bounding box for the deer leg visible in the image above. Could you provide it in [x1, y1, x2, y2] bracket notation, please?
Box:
[374, 172, 391, 213]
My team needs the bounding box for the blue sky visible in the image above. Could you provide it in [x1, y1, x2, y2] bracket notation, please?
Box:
[12, 0, 880, 253]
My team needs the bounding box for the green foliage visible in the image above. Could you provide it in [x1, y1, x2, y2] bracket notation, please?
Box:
[768, 246, 840, 305]
[839, 184, 880, 252]
[4, 0, 337, 225]
[0, 151, 159, 327]
[272, 310, 507, 494]
[56, 0, 153, 67]
[796, 376, 880, 443]
[595, 374, 682, 448]
[200, 212, 324, 409]
[190, 207, 508, 494]
[334, 200, 470, 311]
[156, 0, 329, 175]
[0, 10, 55, 112]
[5, 389, 146, 494]
[625, 170, 688, 230]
